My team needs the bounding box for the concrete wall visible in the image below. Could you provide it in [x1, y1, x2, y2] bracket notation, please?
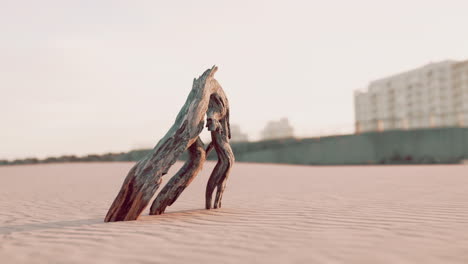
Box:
[229, 127, 468, 165]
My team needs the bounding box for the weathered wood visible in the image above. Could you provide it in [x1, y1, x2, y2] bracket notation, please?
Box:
[104, 66, 222, 222]
[149, 137, 207, 215]
[205, 89, 235, 209]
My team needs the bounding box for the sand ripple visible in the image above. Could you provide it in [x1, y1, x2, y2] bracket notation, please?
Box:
[0, 162, 467, 263]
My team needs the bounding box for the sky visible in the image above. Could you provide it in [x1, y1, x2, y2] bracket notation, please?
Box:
[1, 0, 468, 159]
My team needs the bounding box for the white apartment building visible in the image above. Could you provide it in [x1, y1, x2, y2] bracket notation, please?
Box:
[354, 60, 468, 133]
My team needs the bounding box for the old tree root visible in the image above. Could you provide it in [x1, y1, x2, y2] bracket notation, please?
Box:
[104, 66, 234, 222]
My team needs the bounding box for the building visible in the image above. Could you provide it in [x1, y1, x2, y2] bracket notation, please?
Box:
[453, 60, 468, 126]
[230, 124, 249, 142]
[261, 118, 294, 140]
[354, 59, 468, 133]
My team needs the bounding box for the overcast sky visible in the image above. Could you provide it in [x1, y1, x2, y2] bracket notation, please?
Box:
[1, 0, 468, 159]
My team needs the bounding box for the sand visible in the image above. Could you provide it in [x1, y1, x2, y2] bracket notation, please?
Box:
[0, 162, 467, 264]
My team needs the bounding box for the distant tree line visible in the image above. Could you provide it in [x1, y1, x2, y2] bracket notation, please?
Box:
[0, 149, 152, 166]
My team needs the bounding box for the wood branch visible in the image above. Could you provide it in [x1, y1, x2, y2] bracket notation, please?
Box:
[149, 137, 206, 215]
[104, 66, 222, 222]
[149, 86, 235, 214]
[205, 89, 235, 209]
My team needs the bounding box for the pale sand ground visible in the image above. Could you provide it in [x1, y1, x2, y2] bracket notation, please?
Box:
[0, 162, 467, 264]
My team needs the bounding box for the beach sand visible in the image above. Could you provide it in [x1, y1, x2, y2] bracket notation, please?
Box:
[0, 162, 467, 263]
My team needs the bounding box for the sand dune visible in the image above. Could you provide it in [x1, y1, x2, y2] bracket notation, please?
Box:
[1, 162, 467, 263]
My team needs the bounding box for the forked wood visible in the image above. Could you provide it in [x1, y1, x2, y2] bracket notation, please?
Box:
[105, 66, 221, 222]
[150, 87, 235, 214]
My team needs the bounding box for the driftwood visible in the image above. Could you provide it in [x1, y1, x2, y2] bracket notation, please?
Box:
[205, 89, 234, 209]
[105, 66, 234, 222]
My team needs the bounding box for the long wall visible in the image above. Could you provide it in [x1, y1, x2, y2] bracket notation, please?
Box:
[4, 127, 467, 166]
[228, 127, 468, 165]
